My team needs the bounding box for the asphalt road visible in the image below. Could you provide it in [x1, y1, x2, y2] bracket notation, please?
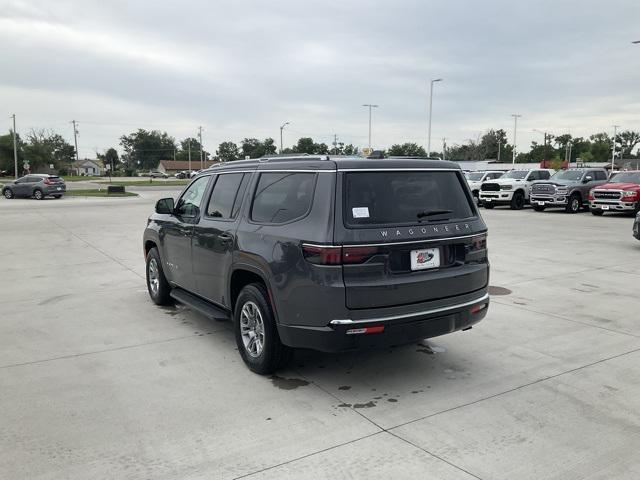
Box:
[1, 193, 639, 479]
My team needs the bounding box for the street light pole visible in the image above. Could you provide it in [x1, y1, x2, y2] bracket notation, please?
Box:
[427, 78, 442, 156]
[611, 125, 620, 172]
[279, 122, 289, 153]
[511, 114, 522, 165]
[198, 126, 203, 169]
[11, 114, 18, 179]
[362, 104, 378, 151]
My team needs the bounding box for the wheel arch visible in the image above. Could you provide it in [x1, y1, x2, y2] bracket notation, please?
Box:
[229, 265, 273, 316]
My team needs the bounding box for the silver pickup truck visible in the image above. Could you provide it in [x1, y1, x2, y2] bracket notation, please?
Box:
[530, 168, 608, 213]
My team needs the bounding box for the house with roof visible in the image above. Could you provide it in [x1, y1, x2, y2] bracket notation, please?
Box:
[157, 160, 218, 175]
[72, 159, 104, 176]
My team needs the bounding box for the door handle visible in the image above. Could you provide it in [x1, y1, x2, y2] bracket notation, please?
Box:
[219, 233, 233, 243]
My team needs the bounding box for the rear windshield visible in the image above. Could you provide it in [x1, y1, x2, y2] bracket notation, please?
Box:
[344, 171, 474, 227]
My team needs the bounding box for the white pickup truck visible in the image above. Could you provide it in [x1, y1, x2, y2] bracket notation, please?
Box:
[479, 169, 555, 210]
[465, 171, 505, 202]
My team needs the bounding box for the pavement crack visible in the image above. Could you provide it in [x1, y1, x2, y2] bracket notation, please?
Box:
[387, 344, 640, 432]
[491, 299, 640, 339]
[0, 334, 205, 370]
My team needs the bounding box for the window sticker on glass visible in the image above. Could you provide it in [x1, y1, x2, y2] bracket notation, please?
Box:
[352, 207, 370, 218]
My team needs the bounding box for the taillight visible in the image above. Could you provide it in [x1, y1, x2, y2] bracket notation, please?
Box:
[302, 244, 380, 265]
[342, 246, 379, 264]
[302, 245, 342, 265]
[470, 234, 487, 251]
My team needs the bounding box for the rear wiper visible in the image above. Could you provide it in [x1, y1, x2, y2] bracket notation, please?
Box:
[417, 209, 452, 219]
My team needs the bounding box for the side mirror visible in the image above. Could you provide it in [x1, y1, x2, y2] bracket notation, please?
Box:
[583, 176, 593, 183]
[155, 197, 175, 214]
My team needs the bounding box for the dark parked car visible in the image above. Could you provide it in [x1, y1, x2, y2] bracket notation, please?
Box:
[143, 156, 490, 373]
[530, 168, 608, 213]
[2, 174, 66, 199]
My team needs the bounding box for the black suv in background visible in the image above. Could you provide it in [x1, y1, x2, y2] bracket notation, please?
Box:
[143, 156, 490, 373]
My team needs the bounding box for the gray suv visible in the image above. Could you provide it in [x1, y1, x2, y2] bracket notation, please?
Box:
[143, 156, 490, 374]
[2, 174, 66, 200]
[530, 168, 608, 213]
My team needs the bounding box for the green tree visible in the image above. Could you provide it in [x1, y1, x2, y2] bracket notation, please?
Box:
[240, 138, 277, 158]
[175, 137, 211, 161]
[343, 144, 359, 155]
[22, 129, 76, 171]
[588, 133, 612, 161]
[618, 130, 640, 158]
[294, 137, 316, 154]
[104, 148, 119, 173]
[387, 143, 427, 157]
[216, 141, 239, 162]
[119, 129, 176, 171]
[0, 131, 24, 176]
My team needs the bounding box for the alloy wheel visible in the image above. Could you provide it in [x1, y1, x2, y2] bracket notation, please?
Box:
[240, 301, 265, 358]
[147, 258, 160, 296]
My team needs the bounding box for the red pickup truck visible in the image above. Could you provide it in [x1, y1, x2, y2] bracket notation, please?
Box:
[589, 171, 640, 216]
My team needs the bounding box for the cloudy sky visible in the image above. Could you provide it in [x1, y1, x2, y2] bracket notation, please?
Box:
[1, 0, 639, 158]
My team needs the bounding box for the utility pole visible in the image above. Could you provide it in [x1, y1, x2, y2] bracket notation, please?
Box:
[497, 140, 501, 162]
[188, 138, 192, 173]
[72, 120, 79, 167]
[427, 78, 443, 155]
[279, 122, 289, 153]
[198, 126, 204, 169]
[333, 134, 339, 155]
[11, 114, 18, 179]
[611, 125, 620, 172]
[442, 137, 446, 161]
[362, 104, 378, 151]
[511, 114, 522, 165]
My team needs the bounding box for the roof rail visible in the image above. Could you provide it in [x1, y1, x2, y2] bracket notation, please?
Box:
[258, 154, 329, 162]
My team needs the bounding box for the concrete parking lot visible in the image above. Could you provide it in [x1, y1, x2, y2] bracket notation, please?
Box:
[1, 192, 639, 479]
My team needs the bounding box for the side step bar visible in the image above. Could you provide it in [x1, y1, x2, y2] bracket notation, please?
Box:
[170, 288, 231, 321]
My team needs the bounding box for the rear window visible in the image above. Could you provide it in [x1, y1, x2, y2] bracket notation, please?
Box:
[344, 171, 474, 227]
[251, 172, 317, 223]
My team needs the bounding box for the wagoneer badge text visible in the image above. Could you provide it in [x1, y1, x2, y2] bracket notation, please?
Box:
[380, 223, 472, 238]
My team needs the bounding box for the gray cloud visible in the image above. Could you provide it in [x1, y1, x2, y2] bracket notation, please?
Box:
[1, 0, 639, 158]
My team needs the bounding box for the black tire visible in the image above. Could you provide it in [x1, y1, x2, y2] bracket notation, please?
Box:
[33, 189, 44, 200]
[234, 283, 292, 375]
[483, 203, 494, 209]
[591, 209, 604, 216]
[145, 247, 172, 305]
[3, 188, 14, 199]
[566, 193, 581, 213]
[53, 195, 62, 199]
[533, 205, 546, 212]
[510, 191, 525, 210]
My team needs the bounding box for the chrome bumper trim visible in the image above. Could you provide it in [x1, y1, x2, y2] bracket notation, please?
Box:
[329, 293, 490, 325]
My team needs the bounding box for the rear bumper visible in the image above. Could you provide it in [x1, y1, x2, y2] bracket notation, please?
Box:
[44, 186, 66, 195]
[277, 292, 489, 352]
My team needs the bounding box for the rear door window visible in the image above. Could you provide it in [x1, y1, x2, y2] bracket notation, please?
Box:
[344, 170, 474, 227]
[594, 171, 607, 181]
[251, 172, 317, 223]
[206, 173, 245, 219]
